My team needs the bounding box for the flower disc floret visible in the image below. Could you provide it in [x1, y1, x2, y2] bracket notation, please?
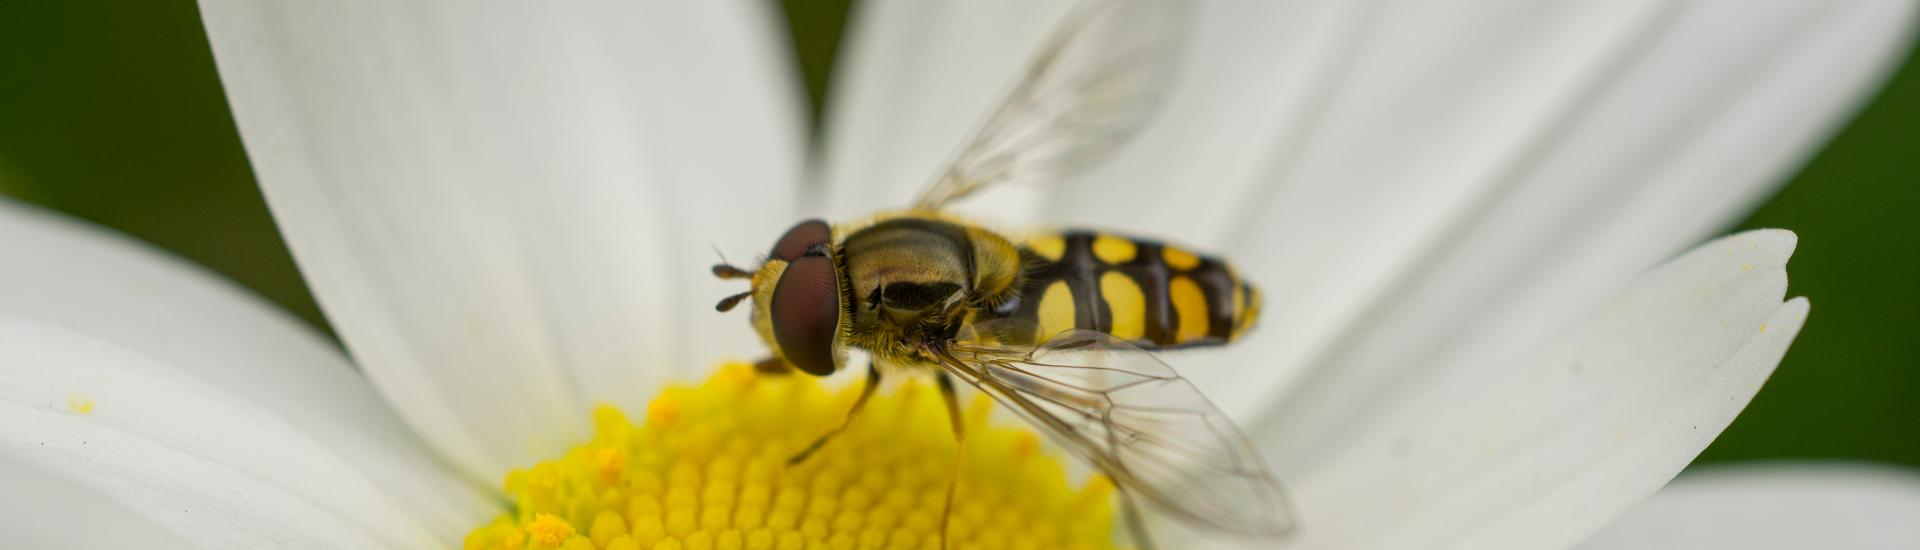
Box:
[465, 362, 1119, 550]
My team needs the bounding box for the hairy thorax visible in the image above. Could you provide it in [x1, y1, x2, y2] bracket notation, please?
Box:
[837, 212, 1022, 366]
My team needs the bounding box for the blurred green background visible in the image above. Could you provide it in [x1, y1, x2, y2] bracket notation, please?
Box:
[1, 3, 1913, 469]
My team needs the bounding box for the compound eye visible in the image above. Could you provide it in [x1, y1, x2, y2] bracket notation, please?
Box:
[771, 219, 832, 262]
[770, 255, 841, 376]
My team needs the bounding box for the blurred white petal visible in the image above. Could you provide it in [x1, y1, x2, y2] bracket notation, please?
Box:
[0, 455, 190, 550]
[198, 1, 806, 478]
[1253, 230, 1805, 549]
[0, 201, 494, 545]
[1212, 0, 1915, 425]
[1580, 462, 1920, 550]
[1183, 0, 1911, 418]
[0, 316, 461, 547]
[817, 0, 1078, 220]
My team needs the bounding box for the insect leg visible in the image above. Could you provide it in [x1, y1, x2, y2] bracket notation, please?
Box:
[1116, 485, 1157, 550]
[752, 357, 792, 375]
[938, 371, 966, 550]
[1103, 401, 1159, 550]
[787, 361, 881, 465]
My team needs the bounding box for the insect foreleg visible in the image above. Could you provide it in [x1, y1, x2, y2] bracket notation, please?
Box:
[752, 357, 792, 375]
[787, 361, 881, 465]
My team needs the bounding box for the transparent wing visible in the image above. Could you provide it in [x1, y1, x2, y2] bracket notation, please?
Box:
[910, 0, 1192, 210]
[937, 326, 1296, 536]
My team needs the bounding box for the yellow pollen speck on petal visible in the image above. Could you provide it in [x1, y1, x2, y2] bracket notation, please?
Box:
[466, 363, 1121, 550]
[67, 393, 94, 415]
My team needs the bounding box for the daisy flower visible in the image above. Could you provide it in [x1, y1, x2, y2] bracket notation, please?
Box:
[2, 1, 1916, 548]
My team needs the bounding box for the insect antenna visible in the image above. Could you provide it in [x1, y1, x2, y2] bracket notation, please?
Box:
[714, 290, 753, 312]
[710, 244, 755, 280]
[712, 264, 754, 279]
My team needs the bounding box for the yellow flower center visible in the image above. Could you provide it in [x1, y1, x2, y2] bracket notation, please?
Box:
[464, 362, 1119, 550]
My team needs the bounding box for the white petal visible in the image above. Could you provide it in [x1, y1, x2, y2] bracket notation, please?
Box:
[198, 1, 806, 478]
[1247, 230, 1805, 549]
[1205, 0, 1912, 418]
[1225, 0, 1913, 443]
[0, 454, 191, 550]
[1, 316, 448, 547]
[1580, 463, 1920, 550]
[0, 202, 495, 545]
[817, 0, 1079, 220]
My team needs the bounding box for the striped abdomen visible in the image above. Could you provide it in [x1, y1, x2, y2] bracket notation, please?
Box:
[978, 230, 1261, 349]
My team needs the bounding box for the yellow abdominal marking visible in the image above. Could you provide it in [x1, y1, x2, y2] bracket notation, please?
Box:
[465, 363, 1119, 550]
[1098, 272, 1146, 341]
[1037, 281, 1077, 337]
[1026, 235, 1066, 262]
[1160, 247, 1199, 271]
[1090, 236, 1136, 264]
[1167, 276, 1210, 342]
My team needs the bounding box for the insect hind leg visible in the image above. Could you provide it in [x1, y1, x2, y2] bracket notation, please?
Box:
[788, 361, 881, 465]
[938, 371, 966, 550]
[1105, 405, 1158, 550]
[1117, 485, 1157, 550]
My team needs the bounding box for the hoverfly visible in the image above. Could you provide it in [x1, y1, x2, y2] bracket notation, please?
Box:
[712, 0, 1295, 546]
